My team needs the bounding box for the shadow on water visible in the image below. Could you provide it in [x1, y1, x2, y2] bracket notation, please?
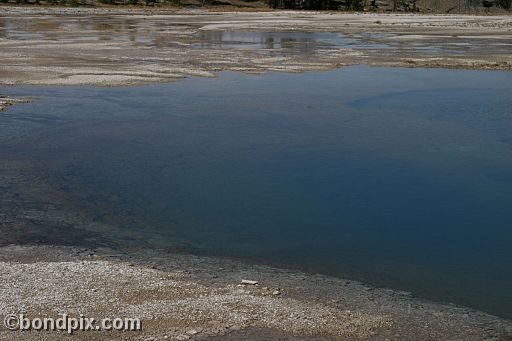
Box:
[2, 66, 512, 319]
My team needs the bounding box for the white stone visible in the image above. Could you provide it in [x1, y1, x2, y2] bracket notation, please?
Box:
[241, 279, 258, 285]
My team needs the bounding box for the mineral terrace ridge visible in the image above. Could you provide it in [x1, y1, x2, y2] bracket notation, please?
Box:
[0, 8, 512, 87]
[1, 6, 512, 341]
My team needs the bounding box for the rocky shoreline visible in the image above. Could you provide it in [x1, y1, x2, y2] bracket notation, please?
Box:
[0, 244, 511, 340]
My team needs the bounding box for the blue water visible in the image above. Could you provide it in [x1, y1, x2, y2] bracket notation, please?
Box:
[2, 66, 512, 318]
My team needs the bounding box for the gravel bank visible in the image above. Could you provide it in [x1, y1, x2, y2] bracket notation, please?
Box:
[0, 245, 511, 340]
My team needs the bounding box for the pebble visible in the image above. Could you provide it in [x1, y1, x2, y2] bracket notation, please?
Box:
[241, 279, 258, 285]
[186, 329, 199, 335]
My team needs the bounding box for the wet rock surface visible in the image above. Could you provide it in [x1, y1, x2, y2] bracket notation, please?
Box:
[0, 95, 28, 111]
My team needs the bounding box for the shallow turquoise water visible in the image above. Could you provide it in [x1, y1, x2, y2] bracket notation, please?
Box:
[2, 66, 512, 318]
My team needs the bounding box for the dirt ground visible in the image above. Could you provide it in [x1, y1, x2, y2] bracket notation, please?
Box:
[1, 8, 512, 86]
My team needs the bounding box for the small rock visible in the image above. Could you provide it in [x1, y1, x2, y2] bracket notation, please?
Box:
[273, 290, 281, 296]
[241, 279, 258, 285]
[176, 335, 190, 341]
[186, 329, 199, 335]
